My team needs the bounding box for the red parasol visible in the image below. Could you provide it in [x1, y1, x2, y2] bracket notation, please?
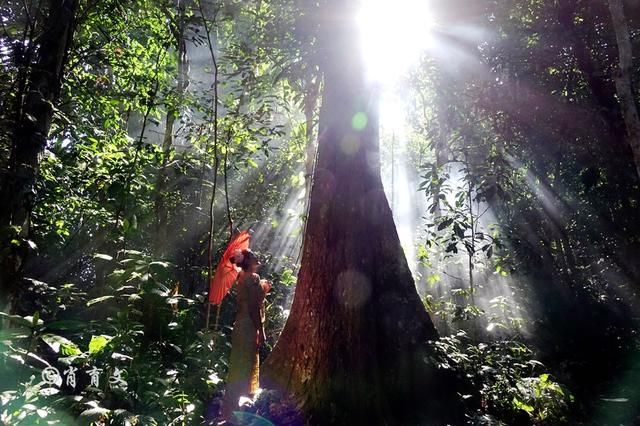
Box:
[208, 230, 251, 304]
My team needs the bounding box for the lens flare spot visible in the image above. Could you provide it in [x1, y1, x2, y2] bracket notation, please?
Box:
[351, 112, 368, 130]
[340, 133, 361, 155]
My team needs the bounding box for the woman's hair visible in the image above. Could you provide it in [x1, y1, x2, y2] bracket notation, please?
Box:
[230, 249, 259, 271]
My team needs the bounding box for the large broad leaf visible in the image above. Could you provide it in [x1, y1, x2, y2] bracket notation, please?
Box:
[86, 295, 115, 306]
[40, 333, 82, 356]
[0, 312, 43, 328]
[437, 218, 454, 230]
[46, 320, 88, 331]
[79, 406, 110, 419]
[93, 253, 113, 262]
[88, 335, 112, 354]
[0, 328, 31, 341]
[512, 397, 534, 414]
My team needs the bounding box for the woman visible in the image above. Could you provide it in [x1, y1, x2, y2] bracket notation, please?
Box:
[221, 249, 271, 422]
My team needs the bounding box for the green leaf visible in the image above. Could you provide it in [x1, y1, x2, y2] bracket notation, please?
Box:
[93, 253, 113, 261]
[0, 312, 43, 327]
[427, 274, 441, 286]
[41, 333, 82, 356]
[86, 295, 115, 306]
[453, 224, 465, 239]
[79, 407, 110, 419]
[88, 335, 112, 354]
[46, 320, 88, 331]
[437, 218, 453, 230]
[122, 250, 144, 258]
[32, 311, 40, 326]
[280, 268, 297, 286]
[513, 397, 534, 414]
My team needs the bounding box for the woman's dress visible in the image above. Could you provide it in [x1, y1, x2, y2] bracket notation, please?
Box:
[221, 272, 266, 421]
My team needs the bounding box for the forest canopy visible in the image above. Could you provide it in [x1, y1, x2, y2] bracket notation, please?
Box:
[1, 0, 640, 424]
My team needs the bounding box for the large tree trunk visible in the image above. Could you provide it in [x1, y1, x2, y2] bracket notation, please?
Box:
[0, 0, 77, 306]
[262, 2, 457, 423]
[303, 77, 320, 199]
[552, 0, 640, 281]
[608, 0, 640, 180]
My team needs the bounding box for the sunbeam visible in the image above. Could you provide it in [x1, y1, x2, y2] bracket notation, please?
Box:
[357, 0, 433, 83]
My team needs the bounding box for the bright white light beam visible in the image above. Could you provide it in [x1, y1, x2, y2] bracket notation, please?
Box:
[357, 0, 433, 83]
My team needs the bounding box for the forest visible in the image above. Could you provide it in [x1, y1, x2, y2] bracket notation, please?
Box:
[1, 0, 640, 424]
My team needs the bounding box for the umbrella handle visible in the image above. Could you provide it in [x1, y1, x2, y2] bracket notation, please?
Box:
[205, 303, 211, 329]
[204, 303, 222, 330]
[214, 303, 222, 330]
[210, 304, 223, 350]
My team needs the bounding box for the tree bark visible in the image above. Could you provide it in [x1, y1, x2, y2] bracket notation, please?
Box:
[608, 0, 640, 180]
[303, 77, 320, 201]
[262, 2, 457, 423]
[0, 0, 77, 306]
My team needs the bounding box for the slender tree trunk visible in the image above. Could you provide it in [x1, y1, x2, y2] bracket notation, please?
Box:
[425, 83, 448, 216]
[154, 110, 177, 256]
[154, 9, 189, 258]
[262, 2, 458, 423]
[0, 0, 77, 307]
[430, 86, 451, 334]
[608, 0, 640, 180]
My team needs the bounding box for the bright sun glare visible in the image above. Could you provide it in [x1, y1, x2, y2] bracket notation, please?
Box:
[356, 1, 434, 275]
[357, 0, 433, 83]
